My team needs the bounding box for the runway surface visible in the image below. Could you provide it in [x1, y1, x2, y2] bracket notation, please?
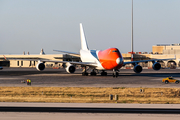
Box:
[1, 103, 180, 120]
[1, 67, 180, 88]
[1, 112, 180, 120]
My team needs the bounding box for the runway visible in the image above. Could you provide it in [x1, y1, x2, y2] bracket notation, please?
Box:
[1, 103, 180, 120]
[1, 112, 180, 120]
[0, 67, 180, 88]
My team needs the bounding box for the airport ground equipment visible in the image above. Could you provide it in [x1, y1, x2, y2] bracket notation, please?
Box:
[162, 77, 179, 84]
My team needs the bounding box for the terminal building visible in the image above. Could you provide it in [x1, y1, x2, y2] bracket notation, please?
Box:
[1, 45, 180, 69]
[0, 49, 79, 68]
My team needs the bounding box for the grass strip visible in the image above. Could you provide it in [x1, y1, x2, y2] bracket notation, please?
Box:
[0, 87, 180, 104]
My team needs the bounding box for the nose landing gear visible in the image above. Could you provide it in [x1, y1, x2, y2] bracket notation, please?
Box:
[113, 69, 119, 78]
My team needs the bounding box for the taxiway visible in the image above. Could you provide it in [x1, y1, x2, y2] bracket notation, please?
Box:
[0, 68, 180, 88]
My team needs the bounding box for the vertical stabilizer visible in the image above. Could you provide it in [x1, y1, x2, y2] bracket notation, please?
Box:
[80, 23, 89, 50]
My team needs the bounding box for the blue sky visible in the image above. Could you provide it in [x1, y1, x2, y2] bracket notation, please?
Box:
[0, 0, 180, 54]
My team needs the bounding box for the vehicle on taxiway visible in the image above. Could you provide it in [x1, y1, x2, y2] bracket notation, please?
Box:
[162, 77, 179, 84]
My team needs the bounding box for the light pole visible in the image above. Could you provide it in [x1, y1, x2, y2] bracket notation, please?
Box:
[131, 0, 134, 61]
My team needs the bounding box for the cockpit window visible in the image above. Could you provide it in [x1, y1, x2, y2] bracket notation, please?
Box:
[112, 50, 118, 52]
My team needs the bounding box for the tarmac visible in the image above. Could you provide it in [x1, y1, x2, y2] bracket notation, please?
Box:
[1, 67, 180, 88]
[1, 67, 180, 119]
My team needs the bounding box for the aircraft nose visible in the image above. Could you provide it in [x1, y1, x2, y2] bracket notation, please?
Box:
[116, 57, 123, 65]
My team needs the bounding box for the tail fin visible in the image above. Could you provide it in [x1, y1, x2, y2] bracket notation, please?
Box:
[80, 23, 89, 50]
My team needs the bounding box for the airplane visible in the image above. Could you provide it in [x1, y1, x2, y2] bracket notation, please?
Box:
[4, 23, 175, 77]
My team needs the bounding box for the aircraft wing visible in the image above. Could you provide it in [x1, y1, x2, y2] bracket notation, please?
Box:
[4, 56, 97, 67]
[3, 58, 43, 62]
[41, 59, 97, 67]
[123, 57, 176, 65]
[53, 50, 80, 56]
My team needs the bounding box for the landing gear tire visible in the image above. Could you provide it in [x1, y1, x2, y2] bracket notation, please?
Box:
[113, 69, 119, 78]
[101, 71, 107, 76]
[113, 72, 119, 78]
[113, 74, 115, 78]
[90, 72, 97, 76]
[116, 72, 119, 77]
[82, 66, 88, 76]
[82, 72, 88, 76]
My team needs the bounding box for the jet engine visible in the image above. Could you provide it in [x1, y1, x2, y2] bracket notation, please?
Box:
[133, 64, 142, 73]
[152, 62, 161, 70]
[65, 64, 76, 73]
[36, 62, 45, 71]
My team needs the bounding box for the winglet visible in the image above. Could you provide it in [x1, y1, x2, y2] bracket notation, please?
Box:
[80, 23, 89, 51]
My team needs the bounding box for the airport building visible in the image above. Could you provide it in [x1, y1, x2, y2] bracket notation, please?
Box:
[152, 43, 180, 54]
[1, 45, 180, 69]
[0, 49, 79, 68]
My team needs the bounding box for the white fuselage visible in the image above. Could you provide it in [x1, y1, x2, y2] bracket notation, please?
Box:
[80, 49, 104, 70]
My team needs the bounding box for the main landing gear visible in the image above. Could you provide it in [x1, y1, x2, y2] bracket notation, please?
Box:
[82, 67, 98, 76]
[82, 67, 119, 77]
[113, 69, 119, 78]
[90, 69, 97, 76]
[90, 70, 107, 76]
[101, 70, 107, 76]
[82, 66, 89, 76]
[82, 72, 88, 76]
